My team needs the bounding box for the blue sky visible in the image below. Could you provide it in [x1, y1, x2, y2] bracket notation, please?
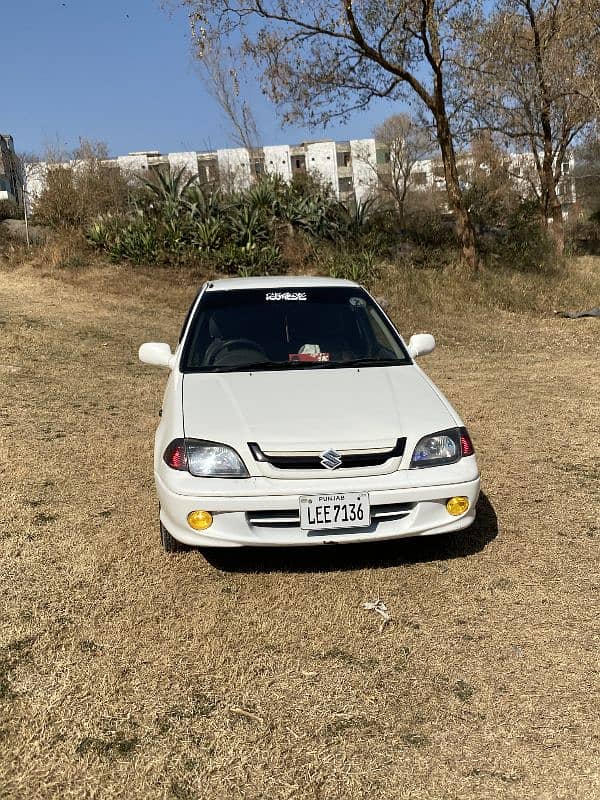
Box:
[2, 0, 399, 158]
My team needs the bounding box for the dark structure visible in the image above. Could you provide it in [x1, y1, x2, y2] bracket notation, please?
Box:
[0, 134, 23, 208]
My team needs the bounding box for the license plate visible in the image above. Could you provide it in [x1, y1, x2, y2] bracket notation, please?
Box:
[299, 493, 370, 531]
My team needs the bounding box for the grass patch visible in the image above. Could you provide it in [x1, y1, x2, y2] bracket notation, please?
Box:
[75, 732, 139, 758]
[0, 637, 37, 701]
[0, 257, 598, 799]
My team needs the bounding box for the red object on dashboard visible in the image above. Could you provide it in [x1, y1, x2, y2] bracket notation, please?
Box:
[288, 353, 330, 362]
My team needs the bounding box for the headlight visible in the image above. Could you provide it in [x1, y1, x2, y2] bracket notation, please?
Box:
[187, 440, 249, 477]
[163, 439, 249, 478]
[410, 428, 462, 468]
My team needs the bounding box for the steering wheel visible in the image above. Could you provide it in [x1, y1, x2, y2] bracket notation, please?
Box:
[208, 338, 268, 365]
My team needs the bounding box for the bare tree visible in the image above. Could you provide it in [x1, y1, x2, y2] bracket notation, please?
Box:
[72, 137, 110, 162]
[355, 114, 434, 223]
[34, 138, 129, 227]
[197, 42, 261, 152]
[176, 0, 481, 270]
[462, 132, 524, 227]
[467, 0, 599, 257]
[573, 128, 600, 215]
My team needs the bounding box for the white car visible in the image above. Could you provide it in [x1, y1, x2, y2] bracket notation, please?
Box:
[139, 276, 480, 552]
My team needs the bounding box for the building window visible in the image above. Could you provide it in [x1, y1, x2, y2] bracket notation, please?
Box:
[338, 177, 353, 193]
[149, 163, 169, 179]
[292, 156, 306, 171]
[562, 161, 570, 175]
[412, 172, 427, 186]
[198, 159, 219, 183]
[376, 148, 390, 165]
[253, 160, 265, 175]
[337, 151, 351, 167]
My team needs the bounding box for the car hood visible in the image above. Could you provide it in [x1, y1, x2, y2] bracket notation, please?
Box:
[182, 366, 457, 454]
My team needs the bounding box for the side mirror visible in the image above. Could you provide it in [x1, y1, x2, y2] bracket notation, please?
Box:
[408, 333, 435, 358]
[139, 342, 174, 369]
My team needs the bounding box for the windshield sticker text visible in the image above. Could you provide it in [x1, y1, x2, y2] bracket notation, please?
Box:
[265, 292, 307, 301]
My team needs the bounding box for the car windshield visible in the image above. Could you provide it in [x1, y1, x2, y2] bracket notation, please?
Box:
[180, 286, 411, 372]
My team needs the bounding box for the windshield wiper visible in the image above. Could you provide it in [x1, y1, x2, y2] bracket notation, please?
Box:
[208, 359, 354, 373]
[329, 357, 405, 368]
[208, 360, 306, 372]
[202, 357, 405, 373]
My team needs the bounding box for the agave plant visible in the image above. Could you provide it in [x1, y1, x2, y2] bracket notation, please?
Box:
[86, 216, 114, 248]
[137, 167, 200, 224]
[227, 205, 271, 248]
[107, 218, 159, 263]
[183, 184, 224, 221]
[191, 216, 225, 251]
[244, 175, 300, 225]
[327, 248, 380, 284]
[160, 216, 193, 257]
[142, 166, 198, 202]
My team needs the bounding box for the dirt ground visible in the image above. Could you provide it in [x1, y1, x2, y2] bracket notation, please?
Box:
[0, 262, 598, 800]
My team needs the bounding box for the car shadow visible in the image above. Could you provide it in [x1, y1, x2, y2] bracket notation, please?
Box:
[201, 491, 499, 575]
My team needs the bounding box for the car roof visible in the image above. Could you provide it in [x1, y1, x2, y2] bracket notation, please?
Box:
[204, 276, 360, 291]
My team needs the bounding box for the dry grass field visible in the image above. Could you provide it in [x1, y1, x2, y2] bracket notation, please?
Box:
[0, 255, 599, 800]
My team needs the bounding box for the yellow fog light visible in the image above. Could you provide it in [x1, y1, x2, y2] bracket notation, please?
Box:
[187, 510, 213, 531]
[446, 496, 469, 516]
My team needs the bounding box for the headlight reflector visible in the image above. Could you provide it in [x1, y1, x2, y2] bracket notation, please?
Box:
[163, 439, 249, 478]
[186, 440, 249, 477]
[410, 428, 460, 468]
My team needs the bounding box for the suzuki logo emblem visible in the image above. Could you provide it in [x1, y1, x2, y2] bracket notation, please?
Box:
[320, 448, 343, 470]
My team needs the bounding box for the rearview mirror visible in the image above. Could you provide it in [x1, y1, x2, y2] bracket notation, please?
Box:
[139, 342, 174, 369]
[408, 333, 435, 358]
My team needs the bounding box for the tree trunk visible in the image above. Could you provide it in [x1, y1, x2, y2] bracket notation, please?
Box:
[397, 202, 405, 227]
[436, 117, 479, 271]
[542, 164, 565, 260]
[548, 196, 565, 260]
[397, 181, 408, 227]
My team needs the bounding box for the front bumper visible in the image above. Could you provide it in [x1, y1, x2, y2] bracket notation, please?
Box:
[156, 472, 481, 548]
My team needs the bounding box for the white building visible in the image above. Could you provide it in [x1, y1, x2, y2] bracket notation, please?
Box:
[23, 138, 577, 216]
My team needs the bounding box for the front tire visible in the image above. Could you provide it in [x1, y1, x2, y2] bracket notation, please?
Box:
[160, 520, 191, 553]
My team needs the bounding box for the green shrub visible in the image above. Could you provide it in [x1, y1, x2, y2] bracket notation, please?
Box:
[213, 242, 282, 276]
[191, 217, 226, 251]
[35, 159, 130, 228]
[82, 165, 560, 274]
[395, 244, 459, 271]
[318, 247, 381, 286]
[403, 207, 457, 248]
[566, 218, 600, 256]
[0, 199, 21, 221]
[481, 200, 555, 272]
[105, 217, 160, 263]
[86, 171, 347, 266]
[360, 205, 403, 254]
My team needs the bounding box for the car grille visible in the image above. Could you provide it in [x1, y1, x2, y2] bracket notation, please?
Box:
[248, 439, 406, 470]
[247, 502, 415, 528]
